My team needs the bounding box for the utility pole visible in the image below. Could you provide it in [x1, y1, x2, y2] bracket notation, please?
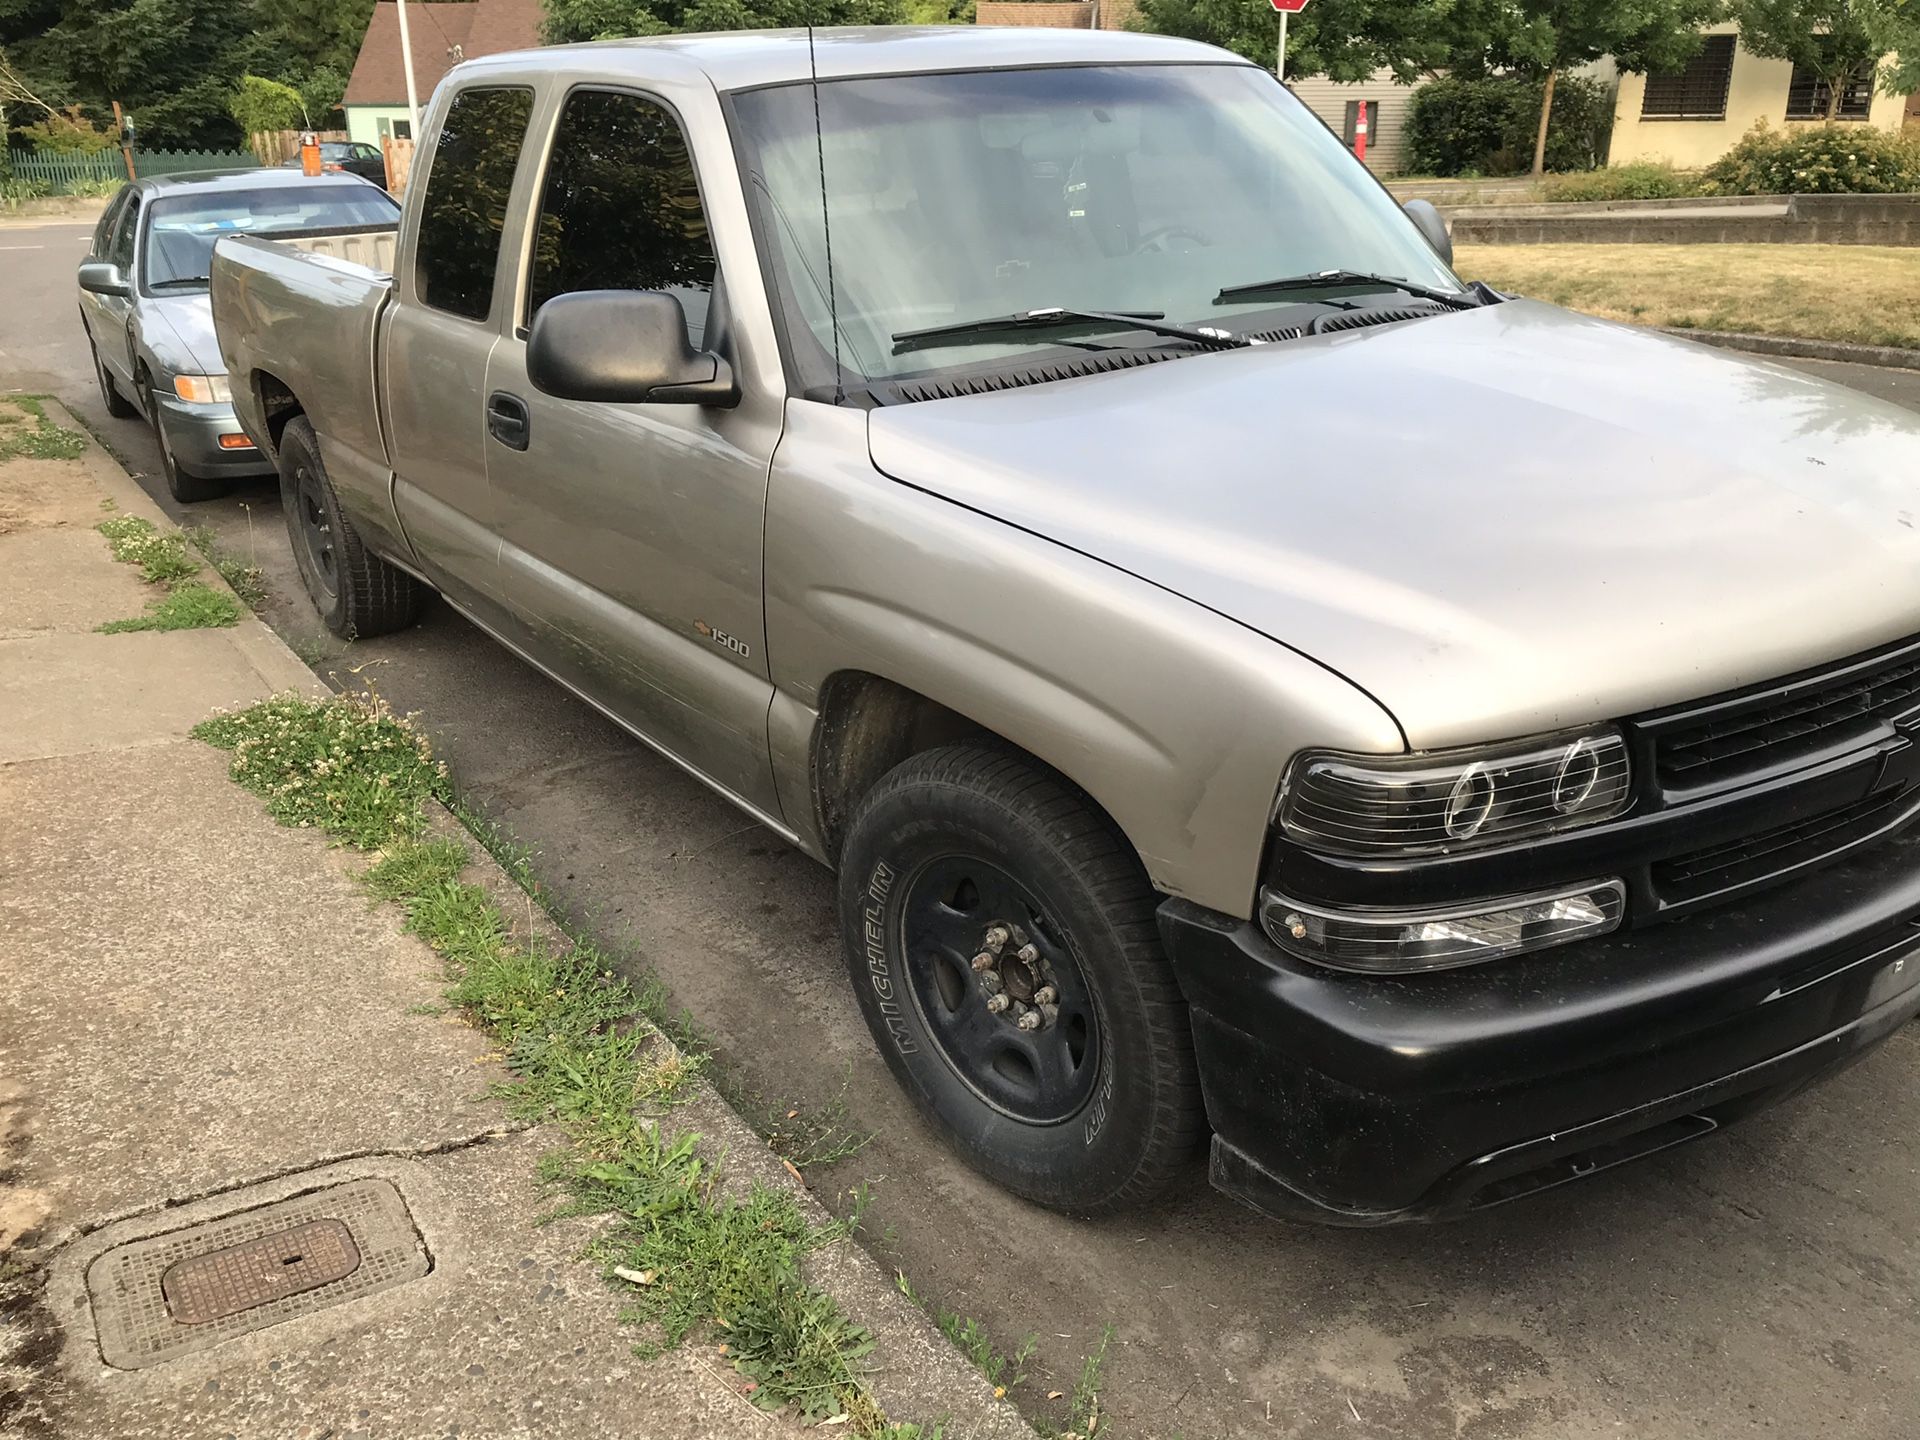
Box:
[111, 100, 135, 181]
[396, 0, 422, 139]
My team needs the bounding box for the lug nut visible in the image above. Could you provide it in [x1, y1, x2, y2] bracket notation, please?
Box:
[986, 993, 1011, 1014]
[1032, 985, 1057, 1006]
[984, 925, 1010, 951]
[971, 951, 995, 972]
[1016, 1009, 1042, 1031]
[1017, 944, 1040, 964]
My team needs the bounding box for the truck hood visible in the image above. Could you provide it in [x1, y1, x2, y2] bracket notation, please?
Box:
[143, 294, 221, 376]
[866, 300, 1920, 749]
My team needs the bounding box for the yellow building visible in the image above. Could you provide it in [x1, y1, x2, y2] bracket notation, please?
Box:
[1611, 22, 1912, 167]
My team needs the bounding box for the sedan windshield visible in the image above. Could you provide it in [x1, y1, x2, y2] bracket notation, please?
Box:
[143, 183, 399, 291]
[730, 64, 1465, 390]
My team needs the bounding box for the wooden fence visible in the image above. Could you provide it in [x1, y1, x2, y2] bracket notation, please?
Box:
[6, 148, 260, 193]
[248, 129, 348, 167]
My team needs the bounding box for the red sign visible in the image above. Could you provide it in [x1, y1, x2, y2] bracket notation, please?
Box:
[1270, 0, 1310, 11]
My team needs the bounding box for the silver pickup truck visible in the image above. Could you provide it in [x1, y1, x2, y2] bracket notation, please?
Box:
[211, 26, 1920, 1225]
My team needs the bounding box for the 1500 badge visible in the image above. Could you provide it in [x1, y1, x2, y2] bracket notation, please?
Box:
[693, 620, 751, 658]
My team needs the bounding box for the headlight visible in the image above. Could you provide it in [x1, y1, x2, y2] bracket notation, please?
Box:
[173, 374, 233, 404]
[1261, 880, 1626, 973]
[1278, 730, 1631, 857]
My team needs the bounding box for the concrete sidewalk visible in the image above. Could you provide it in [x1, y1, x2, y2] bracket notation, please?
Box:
[0, 399, 1026, 1439]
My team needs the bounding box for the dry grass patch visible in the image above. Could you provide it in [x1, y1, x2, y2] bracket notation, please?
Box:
[1456, 243, 1920, 351]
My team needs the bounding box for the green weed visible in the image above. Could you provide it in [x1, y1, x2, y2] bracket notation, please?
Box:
[1066, 1324, 1116, 1439]
[185, 520, 268, 608]
[96, 515, 200, 583]
[191, 691, 449, 848]
[0, 396, 85, 461]
[96, 580, 240, 633]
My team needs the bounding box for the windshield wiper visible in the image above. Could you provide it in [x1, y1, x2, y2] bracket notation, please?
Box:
[148, 276, 211, 290]
[1212, 270, 1478, 310]
[892, 306, 1249, 356]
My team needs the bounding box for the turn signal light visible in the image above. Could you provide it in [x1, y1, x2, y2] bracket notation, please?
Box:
[217, 434, 255, 450]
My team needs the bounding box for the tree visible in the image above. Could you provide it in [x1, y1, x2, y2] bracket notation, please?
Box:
[253, 0, 373, 76]
[1489, 0, 1723, 175]
[230, 73, 306, 135]
[1129, 0, 1488, 82]
[542, 0, 907, 45]
[1732, 0, 1920, 119]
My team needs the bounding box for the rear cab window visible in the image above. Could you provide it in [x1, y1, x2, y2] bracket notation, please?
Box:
[525, 88, 718, 348]
[414, 86, 536, 321]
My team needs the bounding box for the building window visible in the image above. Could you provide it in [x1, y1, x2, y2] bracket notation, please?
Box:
[1641, 34, 1737, 119]
[1342, 100, 1381, 151]
[1785, 45, 1875, 120]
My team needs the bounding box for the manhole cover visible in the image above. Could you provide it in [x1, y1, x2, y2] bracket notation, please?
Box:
[162, 1218, 362, 1324]
[87, 1179, 428, 1369]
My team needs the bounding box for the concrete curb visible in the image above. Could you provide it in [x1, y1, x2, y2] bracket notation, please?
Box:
[424, 808, 1040, 1439]
[34, 395, 322, 696]
[1660, 328, 1920, 373]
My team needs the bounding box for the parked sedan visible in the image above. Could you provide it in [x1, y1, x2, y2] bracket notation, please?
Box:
[76, 169, 399, 501]
[280, 140, 388, 184]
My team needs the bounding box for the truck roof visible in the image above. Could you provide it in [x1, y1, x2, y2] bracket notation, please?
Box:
[447, 24, 1247, 94]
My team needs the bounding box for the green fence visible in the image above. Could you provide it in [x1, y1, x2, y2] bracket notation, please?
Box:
[6, 149, 260, 194]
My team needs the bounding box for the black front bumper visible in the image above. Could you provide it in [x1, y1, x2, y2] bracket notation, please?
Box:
[1160, 827, 1920, 1225]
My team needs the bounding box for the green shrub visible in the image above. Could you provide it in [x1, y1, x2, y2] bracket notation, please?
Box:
[1405, 74, 1616, 177]
[1539, 161, 1702, 202]
[1701, 121, 1920, 195]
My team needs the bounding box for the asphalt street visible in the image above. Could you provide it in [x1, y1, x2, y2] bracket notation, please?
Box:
[10, 213, 1920, 1438]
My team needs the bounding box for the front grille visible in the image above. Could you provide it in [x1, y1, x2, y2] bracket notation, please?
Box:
[1654, 788, 1909, 903]
[1649, 636, 1920, 789]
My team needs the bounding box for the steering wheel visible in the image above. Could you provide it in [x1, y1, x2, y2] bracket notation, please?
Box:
[1133, 225, 1214, 255]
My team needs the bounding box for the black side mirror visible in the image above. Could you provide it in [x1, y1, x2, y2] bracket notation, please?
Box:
[1402, 199, 1453, 267]
[527, 290, 739, 408]
[78, 261, 131, 298]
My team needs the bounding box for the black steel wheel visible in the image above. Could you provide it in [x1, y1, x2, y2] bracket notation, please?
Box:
[277, 416, 425, 638]
[899, 854, 1102, 1125]
[839, 743, 1206, 1213]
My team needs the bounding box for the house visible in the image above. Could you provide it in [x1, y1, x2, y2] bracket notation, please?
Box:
[341, 0, 544, 147]
[1288, 71, 1420, 175]
[1611, 22, 1912, 166]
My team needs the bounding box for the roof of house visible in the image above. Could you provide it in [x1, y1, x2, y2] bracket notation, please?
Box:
[342, 0, 543, 108]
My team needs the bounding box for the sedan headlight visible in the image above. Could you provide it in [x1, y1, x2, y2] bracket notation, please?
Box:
[1277, 730, 1631, 857]
[173, 374, 233, 405]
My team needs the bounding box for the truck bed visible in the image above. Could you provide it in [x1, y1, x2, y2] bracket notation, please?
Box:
[210, 227, 395, 479]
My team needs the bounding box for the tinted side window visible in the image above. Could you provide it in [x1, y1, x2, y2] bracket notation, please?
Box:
[108, 197, 141, 270]
[415, 86, 534, 321]
[527, 89, 716, 346]
[93, 192, 126, 257]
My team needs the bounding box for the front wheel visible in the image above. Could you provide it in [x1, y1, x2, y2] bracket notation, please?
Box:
[839, 744, 1206, 1213]
[143, 372, 227, 503]
[91, 339, 136, 418]
[278, 415, 424, 638]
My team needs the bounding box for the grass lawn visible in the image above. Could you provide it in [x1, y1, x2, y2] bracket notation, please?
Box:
[1453, 243, 1920, 352]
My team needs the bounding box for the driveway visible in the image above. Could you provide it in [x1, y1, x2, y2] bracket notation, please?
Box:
[11, 219, 1920, 1438]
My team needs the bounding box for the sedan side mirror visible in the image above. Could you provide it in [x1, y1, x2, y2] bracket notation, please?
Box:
[1402, 199, 1453, 268]
[527, 290, 739, 408]
[78, 261, 131, 298]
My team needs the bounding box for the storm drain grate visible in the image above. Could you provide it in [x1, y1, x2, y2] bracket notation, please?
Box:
[87, 1179, 428, 1369]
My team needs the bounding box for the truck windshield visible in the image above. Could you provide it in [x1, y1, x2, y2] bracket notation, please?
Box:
[144, 184, 400, 292]
[730, 64, 1464, 390]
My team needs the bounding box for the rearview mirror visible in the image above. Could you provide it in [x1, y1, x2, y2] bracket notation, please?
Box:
[1402, 199, 1453, 267]
[527, 290, 739, 408]
[78, 261, 131, 298]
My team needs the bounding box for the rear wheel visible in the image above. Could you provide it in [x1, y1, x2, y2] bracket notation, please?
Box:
[279, 415, 424, 638]
[839, 744, 1206, 1213]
